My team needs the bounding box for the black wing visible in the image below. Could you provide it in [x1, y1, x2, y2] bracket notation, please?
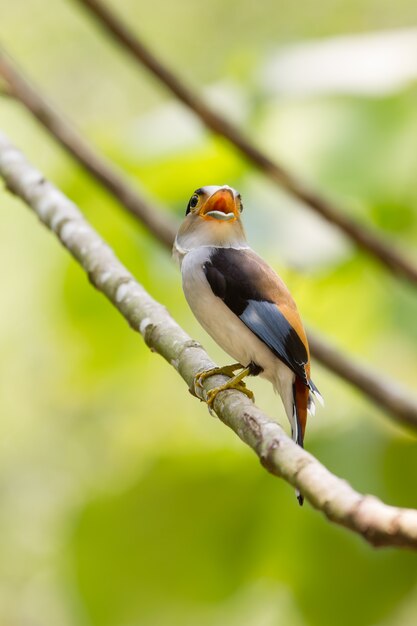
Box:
[203, 248, 309, 384]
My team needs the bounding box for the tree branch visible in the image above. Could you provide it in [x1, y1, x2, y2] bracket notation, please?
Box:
[0, 48, 176, 249]
[1, 131, 416, 549]
[0, 49, 416, 431]
[309, 335, 417, 429]
[0, 82, 13, 97]
[73, 0, 417, 288]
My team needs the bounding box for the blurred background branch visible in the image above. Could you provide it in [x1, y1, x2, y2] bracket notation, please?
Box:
[1, 47, 416, 430]
[0, 48, 176, 248]
[74, 0, 417, 287]
[1, 131, 417, 549]
[2, 2, 417, 623]
[0, 79, 12, 97]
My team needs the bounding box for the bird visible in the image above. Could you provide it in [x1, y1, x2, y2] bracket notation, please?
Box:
[173, 184, 322, 505]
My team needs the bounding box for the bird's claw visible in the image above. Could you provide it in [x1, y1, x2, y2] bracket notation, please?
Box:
[206, 379, 255, 412]
[193, 363, 254, 413]
[194, 363, 242, 394]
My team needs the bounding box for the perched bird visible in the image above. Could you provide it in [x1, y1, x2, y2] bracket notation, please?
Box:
[173, 185, 322, 504]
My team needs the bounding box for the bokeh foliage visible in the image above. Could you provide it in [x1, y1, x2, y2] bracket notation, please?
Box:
[1, 1, 417, 625]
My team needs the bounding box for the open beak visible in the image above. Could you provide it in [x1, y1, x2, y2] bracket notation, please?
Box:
[199, 188, 237, 222]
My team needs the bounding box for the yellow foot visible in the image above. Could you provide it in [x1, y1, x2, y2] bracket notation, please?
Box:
[194, 364, 255, 412]
[206, 379, 255, 411]
[194, 363, 242, 394]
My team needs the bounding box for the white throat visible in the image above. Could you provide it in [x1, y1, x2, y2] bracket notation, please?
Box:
[173, 217, 248, 266]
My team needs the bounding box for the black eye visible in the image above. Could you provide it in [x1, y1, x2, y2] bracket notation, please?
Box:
[238, 194, 243, 212]
[186, 194, 199, 215]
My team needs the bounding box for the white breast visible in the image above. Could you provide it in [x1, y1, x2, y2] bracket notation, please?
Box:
[180, 247, 285, 387]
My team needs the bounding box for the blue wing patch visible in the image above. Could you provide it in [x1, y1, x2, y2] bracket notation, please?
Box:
[240, 300, 308, 384]
[203, 248, 309, 384]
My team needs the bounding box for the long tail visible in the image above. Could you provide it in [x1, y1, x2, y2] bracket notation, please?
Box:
[292, 377, 323, 506]
[292, 379, 308, 506]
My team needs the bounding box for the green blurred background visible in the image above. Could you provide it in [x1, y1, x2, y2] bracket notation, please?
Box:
[1, 1, 417, 624]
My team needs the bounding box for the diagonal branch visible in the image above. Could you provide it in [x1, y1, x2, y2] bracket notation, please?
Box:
[1, 131, 416, 549]
[308, 335, 417, 429]
[0, 83, 13, 97]
[0, 48, 416, 430]
[0, 49, 176, 249]
[73, 0, 417, 287]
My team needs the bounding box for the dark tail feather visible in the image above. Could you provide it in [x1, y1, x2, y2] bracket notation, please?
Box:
[292, 382, 305, 448]
[292, 382, 305, 506]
